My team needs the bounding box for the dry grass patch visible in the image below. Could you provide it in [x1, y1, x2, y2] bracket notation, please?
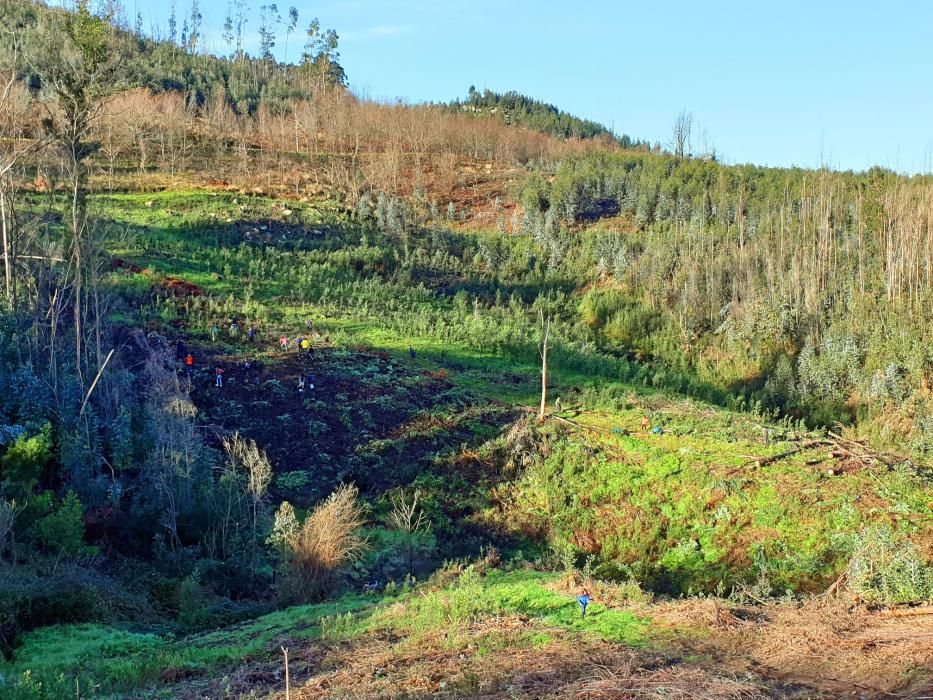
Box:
[279, 618, 769, 700]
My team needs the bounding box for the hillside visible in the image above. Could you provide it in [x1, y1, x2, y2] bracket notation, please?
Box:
[0, 3, 932, 700]
[6, 567, 933, 698]
[446, 87, 649, 148]
[1, 188, 929, 698]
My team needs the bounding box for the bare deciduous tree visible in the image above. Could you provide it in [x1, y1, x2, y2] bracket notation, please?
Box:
[32, 1, 124, 382]
[672, 108, 693, 158]
[223, 432, 273, 580]
[0, 35, 42, 308]
[0, 497, 22, 565]
[143, 340, 203, 568]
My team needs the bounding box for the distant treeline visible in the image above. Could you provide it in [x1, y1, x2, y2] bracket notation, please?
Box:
[447, 87, 649, 149]
[2, 0, 345, 115]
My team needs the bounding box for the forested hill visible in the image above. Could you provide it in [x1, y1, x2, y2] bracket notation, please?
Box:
[448, 87, 649, 148]
[2, 0, 346, 114]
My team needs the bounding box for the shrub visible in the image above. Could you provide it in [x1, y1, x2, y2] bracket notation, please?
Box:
[33, 491, 94, 557]
[0, 575, 100, 657]
[270, 484, 368, 603]
[0, 423, 52, 497]
[176, 575, 210, 630]
[848, 526, 933, 604]
[275, 470, 310, 492]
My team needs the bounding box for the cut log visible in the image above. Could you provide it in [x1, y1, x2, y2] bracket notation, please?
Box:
[878, 606, 933, 618]
[749, 439, 829, 467]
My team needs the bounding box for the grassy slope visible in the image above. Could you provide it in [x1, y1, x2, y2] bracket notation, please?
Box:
[1, 570, 650, 698]
[6, 566, 932, 698]
[490, 402, 933, 593]
[91, 188, 931, 576]
[5, 187, 931, 698]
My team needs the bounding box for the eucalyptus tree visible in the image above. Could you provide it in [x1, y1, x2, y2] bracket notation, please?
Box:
[29, 0, 126, 382]
[259, 3, 281, 71]
[187, 0, 202, 52]
[284, 6, 299, 66]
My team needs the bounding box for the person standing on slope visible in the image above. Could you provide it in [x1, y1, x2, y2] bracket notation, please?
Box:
[577, 588, 591, 619]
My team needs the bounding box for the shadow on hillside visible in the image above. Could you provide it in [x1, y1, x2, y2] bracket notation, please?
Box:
[187, 341, 521, 563]
[413, 267, 580, 305]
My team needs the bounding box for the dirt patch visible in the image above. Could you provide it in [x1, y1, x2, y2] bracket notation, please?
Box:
[109, 257, 142, 273]
[162, 277, 204, 297]
[186, 340, 508, 507]
[280, 620, 772, 700]
[648, 596, 933, 698]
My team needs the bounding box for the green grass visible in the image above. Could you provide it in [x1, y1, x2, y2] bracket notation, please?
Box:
[0, 570, 647, 698]
[91, 187, 933, 594]
[6, 183, 932, 698]
[491, 407, 933, 593]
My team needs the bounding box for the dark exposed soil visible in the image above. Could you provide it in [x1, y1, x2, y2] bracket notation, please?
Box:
[186, 339, 514, 510]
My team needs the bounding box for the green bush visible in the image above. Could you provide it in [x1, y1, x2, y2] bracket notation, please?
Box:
[848, 526, 933, 604]
[32, 492, 93, 557]
[0, 424, 52, 497]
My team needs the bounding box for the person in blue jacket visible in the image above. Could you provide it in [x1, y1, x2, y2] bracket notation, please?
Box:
[577, 588, 591, 618]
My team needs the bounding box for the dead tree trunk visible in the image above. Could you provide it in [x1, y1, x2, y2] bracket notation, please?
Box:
[0, 184, 10, 305]
[538, 314, 551, 422]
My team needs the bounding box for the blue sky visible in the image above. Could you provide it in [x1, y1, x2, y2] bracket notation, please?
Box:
[131, 0, 932, 173]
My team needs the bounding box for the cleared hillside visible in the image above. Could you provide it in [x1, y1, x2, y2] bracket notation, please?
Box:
[0, 4, 931, 700]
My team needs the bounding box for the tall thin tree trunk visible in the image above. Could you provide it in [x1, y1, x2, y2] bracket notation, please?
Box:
[281, 647, 291, 700]
[71, 150, 83, 383]
[538, 316, 551, 422]
[0, 184, 10, 307]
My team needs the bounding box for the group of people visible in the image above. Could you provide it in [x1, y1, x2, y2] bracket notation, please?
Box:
[197, 322, 316, 391]
[279, 320, 319, 357]
[297, 371, 316, 392]
[175, 322, 266, 388]
[210, 317, 258, 343]
[176, 343, 227, 387]
[279, 334, 315, 355]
